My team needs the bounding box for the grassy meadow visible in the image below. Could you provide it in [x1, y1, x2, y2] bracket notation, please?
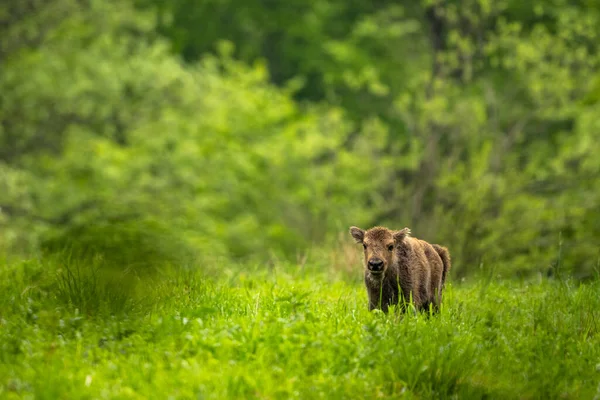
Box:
[1, 255, 599, 399]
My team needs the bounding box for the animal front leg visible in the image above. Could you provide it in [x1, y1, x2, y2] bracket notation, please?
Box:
[367, 287, 383, 311]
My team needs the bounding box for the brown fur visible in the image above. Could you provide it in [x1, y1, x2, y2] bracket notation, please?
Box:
[349, 226, 451, 313]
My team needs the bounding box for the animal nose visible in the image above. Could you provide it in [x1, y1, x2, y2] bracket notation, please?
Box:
[368, 258, 384, 271]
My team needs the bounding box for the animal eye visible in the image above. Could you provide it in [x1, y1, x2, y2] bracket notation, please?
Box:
[362, 243, 367, 249]
[388, 244, 394, 251]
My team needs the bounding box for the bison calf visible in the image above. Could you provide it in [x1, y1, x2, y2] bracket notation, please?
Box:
[349, 226, 451, 313]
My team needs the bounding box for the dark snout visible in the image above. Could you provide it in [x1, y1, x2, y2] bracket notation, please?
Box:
[368, 258, 384, 273]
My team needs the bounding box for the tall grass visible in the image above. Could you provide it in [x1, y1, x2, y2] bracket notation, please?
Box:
[0, 255, 599, 399]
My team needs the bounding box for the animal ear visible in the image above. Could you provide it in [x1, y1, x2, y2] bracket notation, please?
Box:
[349, 226, 365, 243]
[393, 227, 411, 242]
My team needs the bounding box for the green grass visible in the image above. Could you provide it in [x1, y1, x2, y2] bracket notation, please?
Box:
[1, 256, 599, 399]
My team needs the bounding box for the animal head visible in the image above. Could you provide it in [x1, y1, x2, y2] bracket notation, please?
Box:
[349, 226, 411, 275]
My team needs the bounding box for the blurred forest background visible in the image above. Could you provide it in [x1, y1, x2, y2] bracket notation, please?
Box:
[1, 0, 599, 280]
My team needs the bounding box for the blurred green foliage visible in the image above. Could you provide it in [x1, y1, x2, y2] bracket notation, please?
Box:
[1, 0, 599, 278]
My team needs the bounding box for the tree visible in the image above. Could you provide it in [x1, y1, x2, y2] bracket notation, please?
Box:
[0, 0, 388, 266]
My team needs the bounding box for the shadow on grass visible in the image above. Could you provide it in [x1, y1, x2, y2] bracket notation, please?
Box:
[35, 219, 207, 316]
[50, 252, 141, 316]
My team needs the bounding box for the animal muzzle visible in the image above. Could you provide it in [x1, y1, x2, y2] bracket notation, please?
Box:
[367, 258, 384, 273]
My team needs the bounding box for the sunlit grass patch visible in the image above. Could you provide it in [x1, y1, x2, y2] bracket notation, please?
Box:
[0, 257, 599, 399]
